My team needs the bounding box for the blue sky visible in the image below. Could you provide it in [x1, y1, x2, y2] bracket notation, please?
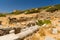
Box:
[0, 0, 60, 13]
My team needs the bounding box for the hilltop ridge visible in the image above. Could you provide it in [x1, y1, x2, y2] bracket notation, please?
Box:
[0, 4, 60, 17]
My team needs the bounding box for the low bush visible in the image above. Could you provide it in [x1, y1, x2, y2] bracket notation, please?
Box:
[36, 20, 44, 26]
[46, 7, 58, 13]
[36, 20, 51, 26]
[0, 14, 6, 17]
[44, 20, 51, 24]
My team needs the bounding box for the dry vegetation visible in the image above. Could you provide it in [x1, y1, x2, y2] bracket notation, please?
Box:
[0, 4, 60, 40]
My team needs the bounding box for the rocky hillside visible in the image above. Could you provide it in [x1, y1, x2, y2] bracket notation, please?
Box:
[0, 4, 60, 28]
[0, 4, 60, 40]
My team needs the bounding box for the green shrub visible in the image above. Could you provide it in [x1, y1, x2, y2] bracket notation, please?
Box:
[24, 10, 31, 14]
[36, 20, 44, 26]
[54, 4, 60, 10]
[0, 14, 6, 17]
[30, 10, 40, 13]
[46, 7, 58, 12]
[24, 8, 40, 14]
[30, 8, 40, 13]
[41, 6, 51, 9]
[44, 20, 51, 24]
[36, 20, 51, 26]
[11, 10, 23, 15]
[46, 4, 60, 12]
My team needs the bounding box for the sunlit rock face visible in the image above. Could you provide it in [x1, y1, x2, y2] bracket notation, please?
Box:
[0, 33, 18, 40]
[0, 25, 39, 40]
[45, 36, 55, 40]
[9, 30, 15, 34]
[51, 18, 60, 27]
[52, 28, 58, 34]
